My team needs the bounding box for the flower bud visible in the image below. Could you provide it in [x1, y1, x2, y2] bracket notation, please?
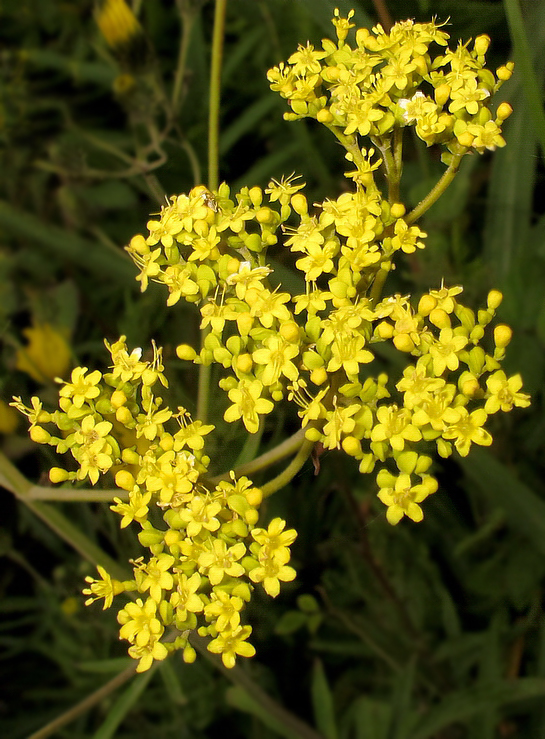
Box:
[487, 289, 503, 310]
[342, 436, 362, 457]
[457, 131, 475, 148]
[249, 186, 263, 207]
[236, 353, 253, 374]
[390, 202, 406, 219]
[305, 427, 322, 442]
[434, 83, 451, 107]
[280, 321, 300, 342]
[494, 324, 512, 348]
[110, 390, 127, 408]
[496, 64, 514, 81]
[255, 207, 274, 224]
[122, 448, 140, 465]
[176, 344, 197, 361]
[474, 34, 490, 56]
[129, 234, 149, 255]
[183, 645, 197, 664]
[49, 467, 69, 483]
[316, 108, 334, 124]
[417, 294, 437, 316]
[115, 470, 136, 491]
[30, 425, 51, 444]
[116, 406, 133, 425]
[429, 308, 451, 329]
[291, 193, 308, 215]
[310, 367, 328, 386]
[496, 102, 513, 122]
[375, 321, 394, 339]
[393, 334, 416, 353]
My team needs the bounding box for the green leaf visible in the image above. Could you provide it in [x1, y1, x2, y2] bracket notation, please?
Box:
[226, 685, 306, 739]
[458, 447, 545, 557]
[311, 659, 338, 739]
[410, 678, 545, 739]
[92, 666, 157, 739]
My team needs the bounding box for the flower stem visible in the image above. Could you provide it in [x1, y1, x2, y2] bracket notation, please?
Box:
[260, 436, 315, 498]
[210, 427, 307, 484]
[406, 153, 465, 224]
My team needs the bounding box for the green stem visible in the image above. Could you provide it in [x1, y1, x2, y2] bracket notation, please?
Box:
[405, 153, 464, 225]
[197, 0, 227, 422]
[26, 663, 139, 739]
[0, 451, 129, 581]
[172, 1, 195, 114]
[210, 427, 307, 484]
[191, 634, 325, 739]
[260, 436, 315, 498]
[208, 0, 227, 191]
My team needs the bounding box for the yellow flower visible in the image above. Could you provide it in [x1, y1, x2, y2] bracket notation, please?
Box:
[377, 470, 438, 525]
[136, 554, 175, 602]
[207, 624, 256, 669]
[95, 0, 142, 49]
[198, 540, 246, 586]
[442, 407, 492, 456]
[59, 367, 102, 408]
[428, 328, 468, 375]
[16, 323, 71, 382]
[83, 565, 131, 609]
[252, 336, 300, 386]
[484, 371, 530, 414]
[171, 573, 204, 622]
[224, 379, 274, 434]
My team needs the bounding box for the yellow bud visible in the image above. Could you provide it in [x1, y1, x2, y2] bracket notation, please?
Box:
[236, 353, 253, 374]
[316, 108, 333, 123]
[310, 367, 328, 386]
[237, 312, 253, 336]
[249, 186, 263, 207]
[110, 389, 127, 408]
[305, 427, 322, 442]
[164, 529, 182, 547]
[244, 509, 259, 526]
[115, 470, 136, 491]
[129, 234, 149, 255]
[487, 289, 503, 310]
[121, 448, 140, 465]
[226, 257, 240, 275]
[30, 425, 51, 444]
[271, 389, 284, 402]
[418, 294, 437, 316]
[470, 325, 485, 343]
[460, 375, 480, 397]
[342, 436, 362, 457]
[496, 64, 513, 81]
[159, 434, 174, 451]
[428, 308, 451, 329]
[478, 309, 493, 326]
[176, 344, 197, 361]
[291, 193, 308, 215]
[279, 321, 300, 342]
[49, 467, 69, 484]
[434, 83, 451, 107]
[246, 488, 262, 507]
[255, 207, 274, 224]
[474, 34, 490, 56]
[393, 334, 416, 353]
[390, 202, 406, 219]
[457, 131, 474, 148]
[115, 406, 133, 425]
[496, 102, 513, 121]
[375, 321, 394, 339]
[494, 324, 512, 348]
[183, 645, 197, 664]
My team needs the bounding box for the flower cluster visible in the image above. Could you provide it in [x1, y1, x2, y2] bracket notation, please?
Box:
[13, 338, 297, 672]
[15, 13, 530, 673]
[268, 12, 513, 159]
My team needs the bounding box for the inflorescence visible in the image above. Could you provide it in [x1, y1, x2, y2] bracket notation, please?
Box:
[14, 13, 529, 673]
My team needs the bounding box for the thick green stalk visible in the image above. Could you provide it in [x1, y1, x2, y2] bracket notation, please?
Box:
[0, 451, 128, 581]
[197, 0, 228, 422]
[260, 436, 315, 498]
[405, 153, 464, 224]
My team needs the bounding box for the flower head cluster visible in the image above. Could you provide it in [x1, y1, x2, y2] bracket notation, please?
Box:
[14, 338, 297, 672]
[268, 13, 513, 159]
[15, 12, 529, 673]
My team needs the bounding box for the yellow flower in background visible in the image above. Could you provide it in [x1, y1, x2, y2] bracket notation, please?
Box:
[16, 323, 71, 383]
[95, 0, 142, 49]
[0, 399, 18, 434]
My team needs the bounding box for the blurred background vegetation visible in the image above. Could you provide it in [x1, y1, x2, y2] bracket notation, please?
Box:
[1, 0, 545, 737]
